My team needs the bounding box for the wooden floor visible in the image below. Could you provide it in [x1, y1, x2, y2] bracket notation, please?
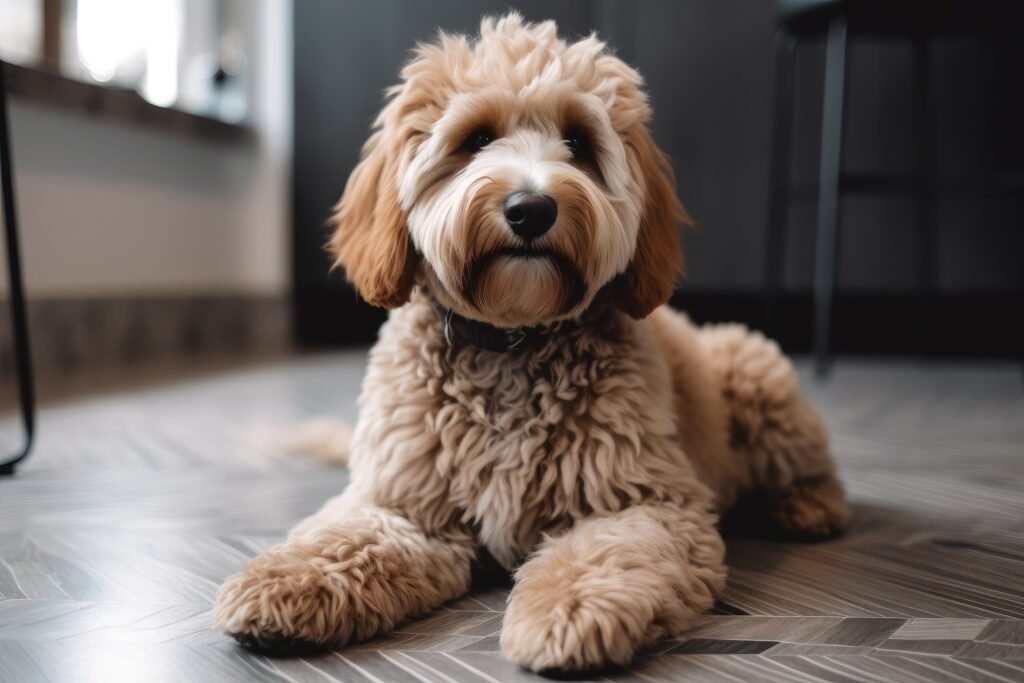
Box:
[1, 354, 1022, 682]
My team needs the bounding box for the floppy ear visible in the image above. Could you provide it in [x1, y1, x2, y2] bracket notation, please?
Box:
[611, 127, 689, 319]
[328, 130, 416, 309]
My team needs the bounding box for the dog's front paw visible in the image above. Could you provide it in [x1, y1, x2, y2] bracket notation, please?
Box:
[500, 563, 660, 672]
[213, 548, 353, 655]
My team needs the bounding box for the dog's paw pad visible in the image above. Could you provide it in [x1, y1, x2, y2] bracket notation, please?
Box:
[232, 631, 325, 657]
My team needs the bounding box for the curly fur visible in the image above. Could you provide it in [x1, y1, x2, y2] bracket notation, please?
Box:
[214, 13, 847, 672]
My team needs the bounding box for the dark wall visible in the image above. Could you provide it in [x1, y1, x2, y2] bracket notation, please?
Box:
[293, 1, 1023, 352]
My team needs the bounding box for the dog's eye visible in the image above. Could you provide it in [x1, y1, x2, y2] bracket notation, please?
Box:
[463, 129, 494, 153]
[565, 128, 593, 162]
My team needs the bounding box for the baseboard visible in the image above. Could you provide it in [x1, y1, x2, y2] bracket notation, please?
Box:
[0, 295, 291, 381]
[294, 286, 1023, 359]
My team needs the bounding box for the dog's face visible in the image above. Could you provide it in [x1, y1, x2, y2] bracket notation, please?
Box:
[330, 14, 687, 327]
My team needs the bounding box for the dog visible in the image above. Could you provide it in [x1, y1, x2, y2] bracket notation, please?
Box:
[214, 13, 848, 672]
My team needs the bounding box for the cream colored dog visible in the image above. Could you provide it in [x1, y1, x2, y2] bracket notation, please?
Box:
[215, 14, 847, 672]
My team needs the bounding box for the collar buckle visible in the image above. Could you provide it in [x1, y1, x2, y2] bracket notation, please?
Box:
[505, 329, 527, 350]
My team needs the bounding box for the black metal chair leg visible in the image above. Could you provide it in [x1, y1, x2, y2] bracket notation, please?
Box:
[812, 17, 848, 378]
[763, 29, 798, 334]
[0, 61, 36, 475]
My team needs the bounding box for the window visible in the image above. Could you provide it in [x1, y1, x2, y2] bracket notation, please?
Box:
[0, 0, 44, 66]
[0, 0, 248, 124]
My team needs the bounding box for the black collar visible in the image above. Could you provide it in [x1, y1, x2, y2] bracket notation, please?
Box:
[431, 302, 566, 353]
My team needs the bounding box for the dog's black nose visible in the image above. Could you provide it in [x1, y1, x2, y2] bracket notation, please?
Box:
[503, 192, 557, 240]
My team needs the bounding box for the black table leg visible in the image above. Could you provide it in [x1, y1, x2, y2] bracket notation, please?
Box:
[0, 61, 36, 475]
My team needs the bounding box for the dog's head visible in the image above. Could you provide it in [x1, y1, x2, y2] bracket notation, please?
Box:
[330, 13, 687, 328]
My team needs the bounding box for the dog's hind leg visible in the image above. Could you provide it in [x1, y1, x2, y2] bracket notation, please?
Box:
[213, 492, 476, 654]
[699, 323, 849, 539]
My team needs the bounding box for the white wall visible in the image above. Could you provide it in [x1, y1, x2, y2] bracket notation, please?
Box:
[2, 0, 291, 298]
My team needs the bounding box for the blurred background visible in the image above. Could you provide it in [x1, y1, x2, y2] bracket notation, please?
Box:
[0, 0, 1021, 434]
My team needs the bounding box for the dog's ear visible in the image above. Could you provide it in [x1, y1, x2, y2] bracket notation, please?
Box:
[328, 130, 415, 309]
[611, 127, 688, 319]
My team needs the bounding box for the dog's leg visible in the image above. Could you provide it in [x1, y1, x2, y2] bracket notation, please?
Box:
[213, 493, 475, 654]
[749, 395, 849, 539]
[500, 503, 726, 672]
[700, 323, 850, 538]
[759, 470, 848, 539]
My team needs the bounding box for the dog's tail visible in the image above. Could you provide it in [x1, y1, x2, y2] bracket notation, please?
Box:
[284, 418, 353, 465]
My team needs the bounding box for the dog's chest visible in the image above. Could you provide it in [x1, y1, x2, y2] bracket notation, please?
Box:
[432, 339, 669, 568]
[357, 303, 686, 570]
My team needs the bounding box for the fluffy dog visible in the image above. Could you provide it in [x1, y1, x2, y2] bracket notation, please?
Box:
[215, 14, 848, 672]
